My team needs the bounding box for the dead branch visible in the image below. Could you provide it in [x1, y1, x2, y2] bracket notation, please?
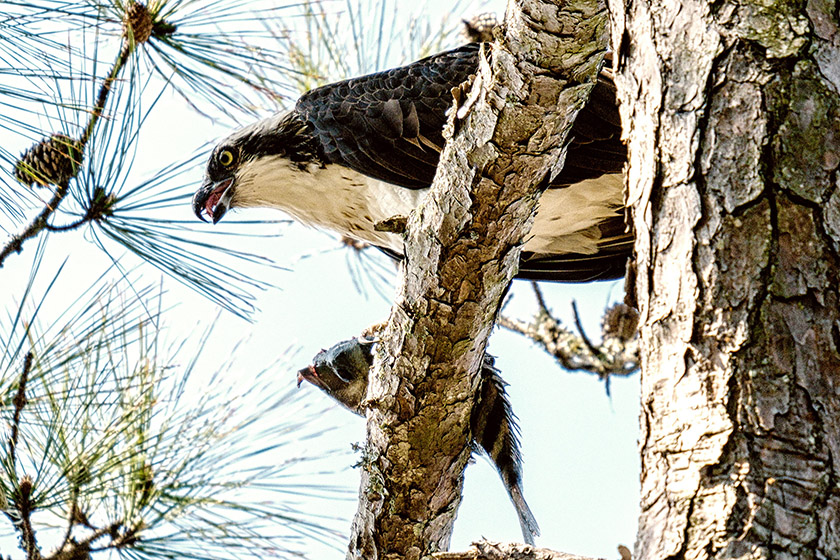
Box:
[499, 291, 639, 385]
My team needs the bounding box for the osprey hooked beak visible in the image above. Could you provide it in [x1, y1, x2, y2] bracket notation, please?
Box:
[193, 176, 235, 224]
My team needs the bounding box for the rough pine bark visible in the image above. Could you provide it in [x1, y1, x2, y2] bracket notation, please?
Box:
[346, 1, 611, 558]
[608, 0, 840, 556]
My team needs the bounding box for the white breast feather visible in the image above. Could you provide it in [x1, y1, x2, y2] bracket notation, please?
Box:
[233, 155, 624, 256]
[526, 173, 625, 255]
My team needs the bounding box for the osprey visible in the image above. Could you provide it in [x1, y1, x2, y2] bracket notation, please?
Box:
[297, 338, 540, 544]
[194, 43, 629, 282]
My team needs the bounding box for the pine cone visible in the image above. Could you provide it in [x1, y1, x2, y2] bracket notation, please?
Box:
[18, 475, 32, 502]
[15, 134, 81, 188]
[602, 303, 639, 342]
[124, 2, 153, 44]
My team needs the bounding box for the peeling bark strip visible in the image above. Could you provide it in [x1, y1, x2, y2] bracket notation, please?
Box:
[347, 1, 611, 558]
[608, 0, 840, 556]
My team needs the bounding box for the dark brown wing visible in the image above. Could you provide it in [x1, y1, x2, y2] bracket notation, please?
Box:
[298, 43, 630, 282]
[296, 45, 477, 188]
[556, 73, 626, 186]
[296, 43, 625, 190]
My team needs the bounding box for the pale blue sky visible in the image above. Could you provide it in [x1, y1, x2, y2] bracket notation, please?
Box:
[1, 0, 639, 557]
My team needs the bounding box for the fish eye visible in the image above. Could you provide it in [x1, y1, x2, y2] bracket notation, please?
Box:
[218, 148, 235, 167]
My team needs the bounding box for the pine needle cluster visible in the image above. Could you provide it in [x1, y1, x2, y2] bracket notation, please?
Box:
[0, 1, 411, 558]
[1, 0, 308, 316]
[0, 249, 347, 559]
[0, 1, 493, 557]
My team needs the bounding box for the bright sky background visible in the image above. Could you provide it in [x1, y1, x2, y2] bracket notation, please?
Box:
[1, 0, 640, 558]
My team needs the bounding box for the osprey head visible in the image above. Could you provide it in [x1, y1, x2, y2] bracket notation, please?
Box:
[296, 338, 375, 415]
[193, 112, 319, 223]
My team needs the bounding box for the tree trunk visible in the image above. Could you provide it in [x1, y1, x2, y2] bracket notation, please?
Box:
[608, 0, 840, 556]
[346, 1, 611, 558]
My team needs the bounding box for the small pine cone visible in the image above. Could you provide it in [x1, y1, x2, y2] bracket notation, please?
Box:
[462, 12, 499, 43]
[15, 134, 81, 188]
[58, 539, 92, 560]
[18, 475, 33, 501]
[124, 2, 153, 44]
[602, 303, 639, 342]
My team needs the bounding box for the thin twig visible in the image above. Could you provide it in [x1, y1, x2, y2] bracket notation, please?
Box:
[530, 281, 549, 315]
[16, 476, 40, 560]
[498, 313, 590, 372]
[44, 216, 91, 233]
[571, 300, 599, 356]
[86, 521, 142, 553]
[9, 352, 33, 469]
[0, 183, 70, 267]
[59, 488, 80, 553]
[499, 302, 639, 379]
[54, 520, 123, 560]
[78, 520, 123, 549]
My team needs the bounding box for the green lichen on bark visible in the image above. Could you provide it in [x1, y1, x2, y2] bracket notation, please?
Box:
[710, 199, 772, 309]
[770, 60, 840, 202]
[728, 0, 810, 57]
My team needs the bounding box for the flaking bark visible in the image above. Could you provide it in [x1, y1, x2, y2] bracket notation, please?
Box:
[346, 1, 612, 558]
[608, 0, 840, 556]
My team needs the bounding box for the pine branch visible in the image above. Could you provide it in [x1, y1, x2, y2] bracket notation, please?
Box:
[1, 6, 139, 267]
[16, 476, 40, 560]
[0, 180, 69, 266]
[8, 351, 32, 469]
[0, 351, 41, 557]
[78, 43, 132, 150]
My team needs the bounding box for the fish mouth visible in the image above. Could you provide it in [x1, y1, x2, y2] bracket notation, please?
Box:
[193, 177, 235, 224]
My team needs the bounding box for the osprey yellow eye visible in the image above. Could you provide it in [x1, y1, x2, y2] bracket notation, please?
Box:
[218, 149, 235, 167]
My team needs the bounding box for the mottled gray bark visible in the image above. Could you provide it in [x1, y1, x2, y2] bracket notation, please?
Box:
[608, 0, 840, 556]
[346, 1, 611, 558]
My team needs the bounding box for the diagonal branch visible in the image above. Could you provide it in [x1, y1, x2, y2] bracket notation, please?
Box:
[347, 1, 612, 557]
[0, 181, 71, 267]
